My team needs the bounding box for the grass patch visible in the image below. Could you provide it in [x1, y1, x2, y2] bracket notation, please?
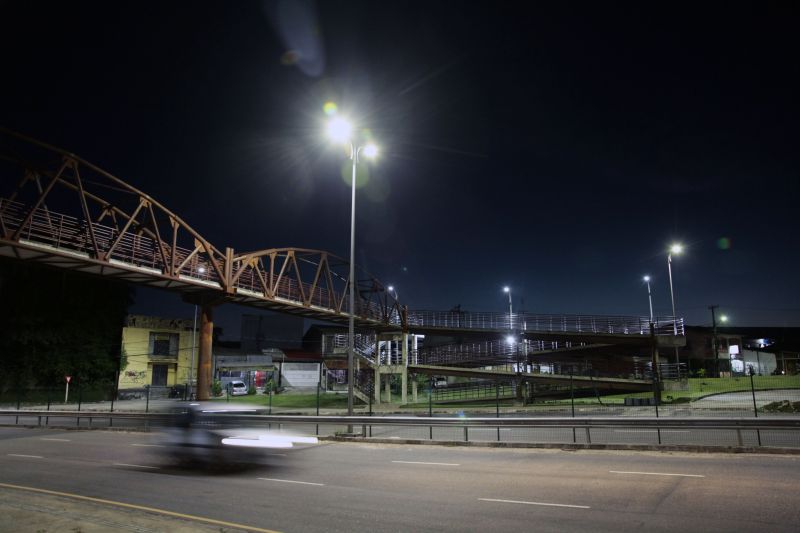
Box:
[210, 392, 351, 409]
[762, 400, 800, 413]
[602, 375, 800, 404]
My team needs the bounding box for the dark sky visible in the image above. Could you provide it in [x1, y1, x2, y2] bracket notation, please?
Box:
[2, 1, 798, 336]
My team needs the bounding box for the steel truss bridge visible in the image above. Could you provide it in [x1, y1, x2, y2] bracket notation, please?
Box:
[0, 129, 684, 400]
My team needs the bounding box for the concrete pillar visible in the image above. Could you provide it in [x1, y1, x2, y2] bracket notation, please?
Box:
[412, 378, 418, 403]
[385, 375, 391, 403]
[402, 333, 409, 366]
[374, 367, 381, 405]
[196, 305, 214, 400]
[401, 368, 408, 404]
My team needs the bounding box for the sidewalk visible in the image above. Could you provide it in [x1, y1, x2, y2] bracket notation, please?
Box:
[0, 485, 253, 533]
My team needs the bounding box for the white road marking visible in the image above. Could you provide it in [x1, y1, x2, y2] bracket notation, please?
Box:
[266, 453, 287, 457]
[7, 454, 43, 459]
[392, 460, 460, 466]
[257, 477, 324, 486]
[613, 430, 690, 433]
[113, 463, 159, 469]
[610, 470, 705, 478]
[130, 443, 164, 447]
[40, 438, 71, 442]
[479, 498, 590, 509]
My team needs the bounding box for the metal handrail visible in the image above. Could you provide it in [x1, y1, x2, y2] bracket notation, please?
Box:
[406, 310, 683, 336]
[3, 410, 798, 430]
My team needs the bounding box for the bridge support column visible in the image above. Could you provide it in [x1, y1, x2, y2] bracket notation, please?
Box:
[374, 367, 381, 405]
[385, 375, 391, 403]
[412, 378, 418, 403]
[197, 305, 214, 401]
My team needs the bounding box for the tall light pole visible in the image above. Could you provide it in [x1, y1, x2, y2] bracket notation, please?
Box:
[503, 286, 513, 330]
[327, 116, 378, 418]
[643, 275, 654, 323]
[667, 244, 683, 366]
[188, 266, 205, 400]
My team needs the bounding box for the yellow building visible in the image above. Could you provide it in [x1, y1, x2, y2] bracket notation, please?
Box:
[118, 315, 196, 397]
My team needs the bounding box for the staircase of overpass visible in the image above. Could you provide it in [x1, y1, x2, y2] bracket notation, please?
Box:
[1, 128, 684, 401]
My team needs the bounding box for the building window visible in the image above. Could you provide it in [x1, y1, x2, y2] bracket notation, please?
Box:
[149, 332, 178, 357]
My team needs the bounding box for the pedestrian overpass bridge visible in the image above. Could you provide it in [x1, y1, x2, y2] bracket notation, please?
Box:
[1, 129, 683, 400]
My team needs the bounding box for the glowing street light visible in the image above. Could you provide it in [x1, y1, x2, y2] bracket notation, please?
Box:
[643, 275, 654, 323]
[503, 286, 513, 330]
[387, 285, 398, 300]
[326, 114, 379, 418]
[720, 315, 729, 323]
[667, 243, 683, 365]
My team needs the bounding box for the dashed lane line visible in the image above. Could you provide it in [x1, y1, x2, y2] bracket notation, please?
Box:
[479, 498, 591, 509]
[113, 463, 159, 470]
[391, 460, 460, 466]
[257, 477, 325, 486]
[40, 438, 71, 442]
[610, 470, 705, 478]
[7, 454, 43, 459]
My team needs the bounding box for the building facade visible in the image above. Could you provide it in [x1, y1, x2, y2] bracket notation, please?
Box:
[118, 315, 196, 397]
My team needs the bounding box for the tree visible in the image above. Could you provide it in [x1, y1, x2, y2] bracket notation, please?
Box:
[0, 258, 133, 393]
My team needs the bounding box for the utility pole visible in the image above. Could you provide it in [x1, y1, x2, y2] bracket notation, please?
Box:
[709, 305, 720, 377]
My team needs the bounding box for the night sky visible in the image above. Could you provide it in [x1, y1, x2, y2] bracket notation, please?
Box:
[2, 1, 798, 337]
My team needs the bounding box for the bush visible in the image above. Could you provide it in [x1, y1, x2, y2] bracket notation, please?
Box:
[212, 380, 222, 397]
[247, 386, 256, 395]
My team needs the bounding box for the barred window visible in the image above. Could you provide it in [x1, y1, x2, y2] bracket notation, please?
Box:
[149, 332, 178, 357]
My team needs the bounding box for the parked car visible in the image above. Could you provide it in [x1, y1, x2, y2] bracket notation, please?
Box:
[228, 380, 248, 396]
[433, 376, 448, 388]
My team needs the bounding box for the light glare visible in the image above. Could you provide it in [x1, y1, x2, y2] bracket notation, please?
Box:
[362, 143, 378, 159]
[670, 243, 684, 255]
[327, 117, 352, 143]
[643, 275, 650, 282]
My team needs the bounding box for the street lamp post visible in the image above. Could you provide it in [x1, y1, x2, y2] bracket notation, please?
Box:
[643, 275, 654, 323]
[188, 265, 205, 401]
[503, 286, 513, 330]
[327, 116, 378, 419]
[667, 244, 683, 367]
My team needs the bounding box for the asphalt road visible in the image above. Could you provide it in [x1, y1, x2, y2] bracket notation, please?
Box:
[1, 427, 799, 532]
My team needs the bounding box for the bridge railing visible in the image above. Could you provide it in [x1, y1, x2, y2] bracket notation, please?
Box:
[406, 311, 683, 336]
[414, 339, 589, 366]
[1, 198, 223, 285]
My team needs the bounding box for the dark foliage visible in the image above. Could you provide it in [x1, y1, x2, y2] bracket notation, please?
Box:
[0, 258, 133, 392]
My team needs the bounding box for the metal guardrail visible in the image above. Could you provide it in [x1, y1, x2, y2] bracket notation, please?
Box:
[2, 410, 799, 449]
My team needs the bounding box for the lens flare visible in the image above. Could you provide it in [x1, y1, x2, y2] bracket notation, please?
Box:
[717, 237, 731, 250]
[323, 101, 338, 116]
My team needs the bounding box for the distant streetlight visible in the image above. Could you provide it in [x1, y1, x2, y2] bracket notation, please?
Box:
[503, 286, 513, 330]
[643, 275, 654, 323]
[327, 115, 379, 418]
[667, 244, 683, 366]
[387, 285, 398, 300]
[720, 315, 729, 323]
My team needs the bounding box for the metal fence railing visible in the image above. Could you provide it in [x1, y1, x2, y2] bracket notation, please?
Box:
[2, 410, 798, 450]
